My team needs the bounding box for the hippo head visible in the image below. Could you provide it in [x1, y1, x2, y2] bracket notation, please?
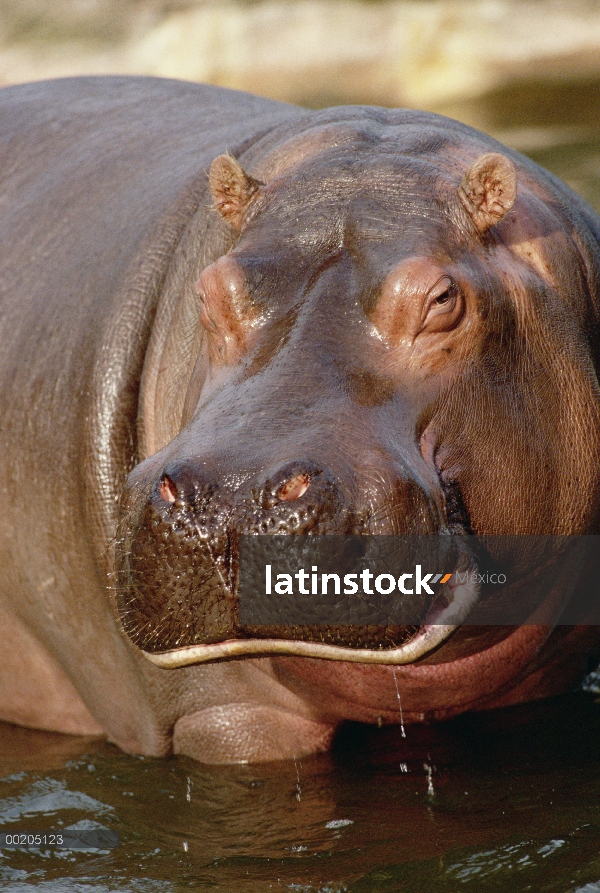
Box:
[115, 119, 600, 669]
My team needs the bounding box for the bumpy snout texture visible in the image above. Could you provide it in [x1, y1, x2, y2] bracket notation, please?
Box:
[117, 459, 364, 652]
[116, 456, 435, 653]
[117, 463, 236, 652]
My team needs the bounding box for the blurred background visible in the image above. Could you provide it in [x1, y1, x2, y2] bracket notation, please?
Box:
[2, 6, 600, 892]
[1, 0, 600, 111]
[0, 0, 600, 206]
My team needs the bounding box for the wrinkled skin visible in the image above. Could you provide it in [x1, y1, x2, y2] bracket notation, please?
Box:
[2, 77, 600, 764]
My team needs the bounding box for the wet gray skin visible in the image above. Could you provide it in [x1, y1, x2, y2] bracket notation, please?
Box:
[4, 75, 600, 767]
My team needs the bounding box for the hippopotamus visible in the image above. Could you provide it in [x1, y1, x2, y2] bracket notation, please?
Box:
[2, 75, 600, 764]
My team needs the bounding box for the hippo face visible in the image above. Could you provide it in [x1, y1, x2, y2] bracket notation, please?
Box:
[115, 123, 600, 664]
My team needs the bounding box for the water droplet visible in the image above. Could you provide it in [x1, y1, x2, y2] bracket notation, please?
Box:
[392, 668, 406, 738]
[293, 757, 302, 802]
[424, 762, 435, 800]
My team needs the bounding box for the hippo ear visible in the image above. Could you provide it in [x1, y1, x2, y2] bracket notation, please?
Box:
[209, 154, 263, 231]
[459, 152, 517, 233]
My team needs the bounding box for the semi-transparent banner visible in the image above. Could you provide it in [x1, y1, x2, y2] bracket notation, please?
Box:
[237, 535, 600, 626]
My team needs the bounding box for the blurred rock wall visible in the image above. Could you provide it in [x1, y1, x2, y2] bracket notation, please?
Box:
[0, 0, 600, 109]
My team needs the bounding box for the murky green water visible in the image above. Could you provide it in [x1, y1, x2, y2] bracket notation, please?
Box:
[4, 692, 600, 892]
[3, 77, 600, 892]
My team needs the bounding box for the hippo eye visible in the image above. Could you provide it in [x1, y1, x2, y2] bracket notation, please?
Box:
[198, 300, 220, 337]
[196, 290, 214, 331]
[194, 258, 258, 365]
[421, 277, 463, 333]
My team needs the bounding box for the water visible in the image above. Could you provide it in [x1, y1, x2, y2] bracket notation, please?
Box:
[3, 76, 600, 891]
[3, 692, 600, 890]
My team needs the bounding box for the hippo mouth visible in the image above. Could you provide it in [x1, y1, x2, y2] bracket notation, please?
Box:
[116, 453, 487, 662]
[116, 456, 589, 670]
[116, 516, 481, 667]
[140, 568, 480, 668]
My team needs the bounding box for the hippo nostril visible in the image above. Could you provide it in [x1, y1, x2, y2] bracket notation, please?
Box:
[159, 475, 178, 504]
[277, 473, 310, 501]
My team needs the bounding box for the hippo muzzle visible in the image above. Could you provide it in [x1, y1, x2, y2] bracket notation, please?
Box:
[116, 441, 481, 665]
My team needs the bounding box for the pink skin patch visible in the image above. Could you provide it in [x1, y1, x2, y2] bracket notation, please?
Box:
[272, 622, 555, 725]
[277, 473, 310, 501]
[159, 476, 177, 503]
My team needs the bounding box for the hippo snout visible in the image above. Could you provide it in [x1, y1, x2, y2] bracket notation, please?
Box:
[160, 461, 314, 509]
[116, 458, 361, 651]
[156, 458, 353, 534]
[114, 445, 453, 657]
